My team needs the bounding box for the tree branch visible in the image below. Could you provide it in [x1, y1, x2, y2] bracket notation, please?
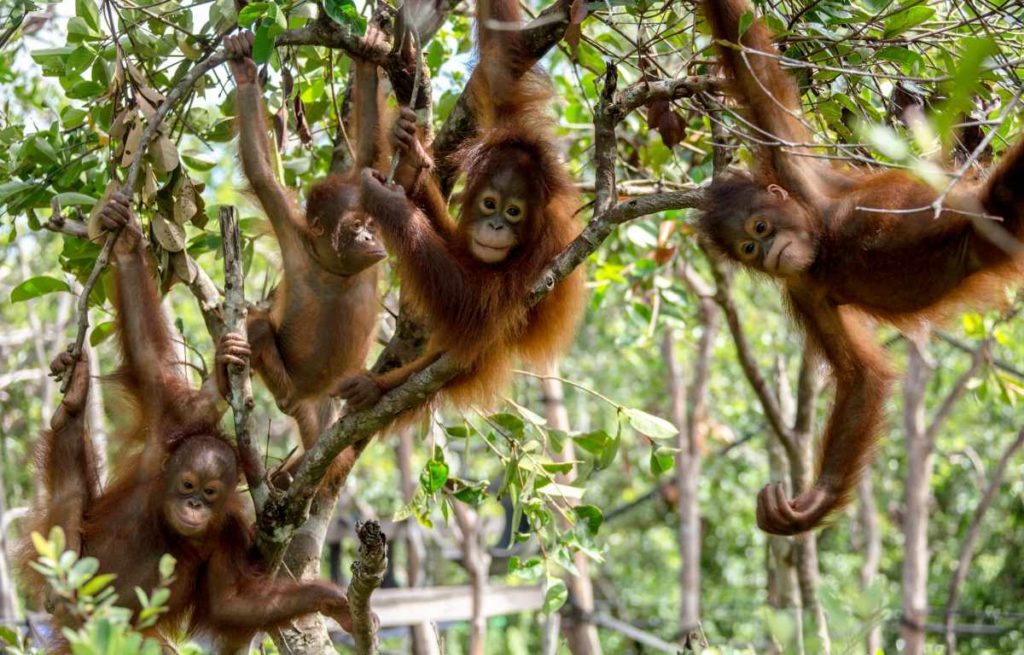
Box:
[708, 259, 799, 458]
[255, 189, 706, 561]
[219, 206, 268, 511]
[347, 520, 388, 655]
[615, 76, 719, 117]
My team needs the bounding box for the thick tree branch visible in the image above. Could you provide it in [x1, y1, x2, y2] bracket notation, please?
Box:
[255, 191, 706, 561]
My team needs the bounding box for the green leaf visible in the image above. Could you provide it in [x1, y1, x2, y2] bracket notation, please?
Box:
[507, 399, 547, 426]
[453, 481, 487, 507]
[238, 1, 270, 27]
[89, 321, 116, 347]
[150, 587, 171, 608]
[11, 276, 70, 303]
[537, 482, 585, 500]
[572, 505, 603, 537]
[252, 22, 276, 64]
[0, 180, 33, 204]
[158, 553, 177, 580]
[650, 445, 676, 476]
[420, 458, 449, 494]
[489, 412, 525, 435]
[79, 572, 117, 597]
[445, 424, 474, 438]
[623, 408, 678, 439]
[882, 6, 934, 38]
[54, 192, 96, 207]
[875, 46, 921, 66]
[540, 461, 574, 475]
[181, 152, 217, 172]
[76, 0, 100, 31]
[323, 0, 367, 33]
[70, 555, 99, 579]
[31, 531, 55, 560]
[738, 10, 754, 37]
[0, 626, 18, 645]
[508, 556, 543, 581]
[542, 578, 568, 613]
[962, 312, 985, 339]
[572, 430, 610, 455]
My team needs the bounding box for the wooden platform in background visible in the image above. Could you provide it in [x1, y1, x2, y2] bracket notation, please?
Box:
[370, 585, 543, 627]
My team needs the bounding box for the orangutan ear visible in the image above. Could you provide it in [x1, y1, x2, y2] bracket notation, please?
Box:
[308, 216, 325, 237]
[766, 184, 789, 201]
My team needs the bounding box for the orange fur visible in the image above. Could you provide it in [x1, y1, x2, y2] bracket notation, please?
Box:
[346, 0, 584, 413]
[699, 0, 1024, 535]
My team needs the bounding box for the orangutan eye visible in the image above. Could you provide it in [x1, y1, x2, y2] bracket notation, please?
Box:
[203, 487, 217, 499]
[505, 204, 523, 222]
[181, 480, 194, 492]
[755, 221, 767, 234]
[741, 242, 757, 257]
[480, 195, 498, 213]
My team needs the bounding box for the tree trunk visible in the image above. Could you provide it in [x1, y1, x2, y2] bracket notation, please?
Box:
[774, 355, 826, 654]
[451, 502, 489, 655]
[766, 435, 799, 641]
[857, 474, 882, 654]
[272, 480, 343, 653]
[541, 371, 602, 655]
[662, 300, 716, 645]
[901, 337, 934, 655]
[790, 441, 830, 654]
[272, 401, 347, 654]
[397, 427, 439, 655]
[0, 462, 18, 622]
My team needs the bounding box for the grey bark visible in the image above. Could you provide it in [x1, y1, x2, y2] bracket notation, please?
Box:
[451, 501, 489, 655]
[857, 474, 882, 654]
[541, 371, 602, 655]
[397, 427, 439, 655]
[901, 335, 934, 655]
[0, 463, 18, 621]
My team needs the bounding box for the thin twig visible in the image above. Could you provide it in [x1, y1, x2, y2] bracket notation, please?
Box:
[943, 426, 1024, 654]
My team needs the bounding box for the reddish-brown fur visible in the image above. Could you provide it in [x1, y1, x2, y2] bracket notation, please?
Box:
[218, 32, 387, 455]
[18, 195, 353, 652]
[699, 0, 1024, 535]
[339, 0, 584, 411]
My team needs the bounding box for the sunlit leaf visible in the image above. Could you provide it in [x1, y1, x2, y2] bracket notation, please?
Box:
[11, 276, 70, 303]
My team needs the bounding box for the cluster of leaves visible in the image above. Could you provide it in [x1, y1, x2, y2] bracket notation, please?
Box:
[395, 391, 679, 612]
[1, 528, 176, 655]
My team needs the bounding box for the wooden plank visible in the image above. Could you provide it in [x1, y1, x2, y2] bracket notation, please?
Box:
[369, 585, 544, 628]
[591, 613, 680, 654]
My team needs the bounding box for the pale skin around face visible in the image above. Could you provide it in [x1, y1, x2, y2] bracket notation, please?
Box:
[161, 445, 236, 538]
[731, 184, 817, 280]
[467, 167, 530, 264]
